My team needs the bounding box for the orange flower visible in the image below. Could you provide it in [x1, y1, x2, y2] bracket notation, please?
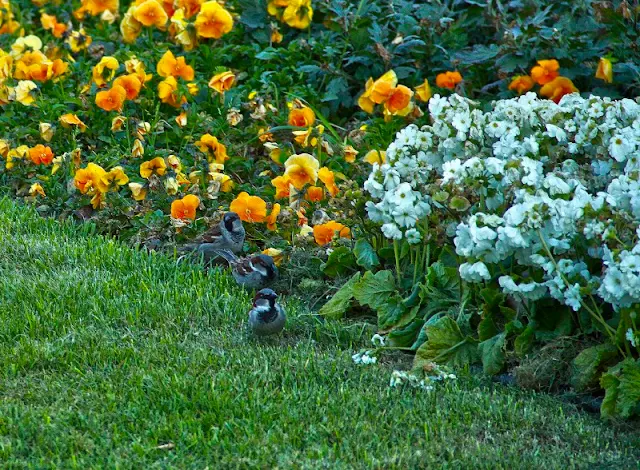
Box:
[358, 70, 398, 114]
[171, 194, 200, 220]
[508, 75, 535, 94]
[140, 157, 167, 178]
[59, 113, 87, 131]
[313, 221, 350, 246]
[194, 133, 228, 163]
[230, 191, 267, 223]
[288, 106, 315, 127]
[156, 50, 194, 80]
[28, 144, 54, 165]
[595, 57, 613, 84]
[284, 153, 319, 189]
[271, 175, 292, 199]
[539, 76, 578, 104]
[384, 85, 413, 115]
[41, 13, 67, 37]
[208, 70, 235, 94]
[121, 9, 143, 42]
[177, 0, 203, 18]
[95, 85, 127, 111]
[194, 1, 233, 39]
[305, 186, 323, 202]
[530, 59, 560, 85]
[113, 74, 143, 100]
[133, 0, 169, 28]
[84, 0, 119, 16]
[266, 203, 280, 231]
[435, 71, 463, 89]
[318, 166, 339, 197]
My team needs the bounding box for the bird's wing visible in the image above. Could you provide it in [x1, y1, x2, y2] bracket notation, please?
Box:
[194, 223, 224, 243]
[233, 257, 255, 276]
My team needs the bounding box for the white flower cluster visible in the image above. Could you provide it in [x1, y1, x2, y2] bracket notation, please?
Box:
[389, 365, 457, 390]
[352, 350, 377, 365]
[367, 92, 640, 313]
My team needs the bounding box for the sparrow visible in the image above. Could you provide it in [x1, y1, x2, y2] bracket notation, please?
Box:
[214, 250, 279, 289]
[248, 288, 286, 336]
[179, 212, 245, 263]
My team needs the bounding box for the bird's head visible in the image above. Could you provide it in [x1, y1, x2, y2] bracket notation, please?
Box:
[253, 288, 278, 309]
[223, 212, 243, 234]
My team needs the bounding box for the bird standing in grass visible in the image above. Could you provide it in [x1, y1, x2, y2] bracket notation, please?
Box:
[248, 288, 286, 336]
[214, 250, 278, 289]
[179, 212, 245, 263]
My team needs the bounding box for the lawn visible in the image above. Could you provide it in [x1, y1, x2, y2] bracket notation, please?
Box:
[0, 197, 639, 468]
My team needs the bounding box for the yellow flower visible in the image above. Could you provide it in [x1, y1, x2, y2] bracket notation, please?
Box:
[99, 166, 129, 192]
[129, 182, 148, 201]
[140, 157, 167, 178]
[133, 0, 169, 28]
[318, 167, 339, 197]
[364, 149, 386, 165]
[29, 182, 46, 197]
[92, 56, 119, 87]
[343, 145, 358, 163]
[59, 113, 87, 132]
[414, 79, 432, 102]
[284, 153, 319, 189]
[194, 1, 233, 39]
[167, 154, 182, 171]
[11, 80, 38, 106]
[271, 174, 292, 199]
[39, 123, 54, 142]
[84, 0, 119, 16]
[230, 191, 267, 223]
[132, 139, 145, 158]
[262, 248, 283, 266]
[194, 133, 228, 163]
[282, 0, 313, 29]
[208, 171, 234, 192]
[121, 10, 143, 43]
[111, 116, 127, 132]
[66, 28, 92, 53]
[157, 76, 184, 107]
[74, 162, 107, 194]
[383, 85, 414, 116]
[358, 70, 397, 113]
[266, 203, 281, 231]
[208, 70, 235, 94]
[595, 57, 613, 84]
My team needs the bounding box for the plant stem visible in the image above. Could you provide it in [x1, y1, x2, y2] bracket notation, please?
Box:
[393, 239, 402, 286]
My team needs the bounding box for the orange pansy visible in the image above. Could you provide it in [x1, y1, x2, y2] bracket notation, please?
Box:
[133, 0, 169, 28]
[157, 50, 194, 80]
[313, 221, 350, 246]
[171, 194, 200, 220]
[435, 71, 463, 89]
[113, 74, 143, 100]
[28, 144, 54, 165]
[508, 75, 535, 94]
[230, 191, 267, 223]
[288, 107, 316, 127]
[539, 76, 578, 104]
[95, 85, 127, 111]
[530, 59, 560, 85]
[194, 1, 233, 39]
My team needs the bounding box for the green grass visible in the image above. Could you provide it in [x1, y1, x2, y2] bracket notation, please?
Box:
[0, 197, 639, 468]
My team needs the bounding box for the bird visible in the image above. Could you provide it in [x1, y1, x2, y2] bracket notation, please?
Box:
[214, 250, 279, 289]
[179, 212, 245, 263]
[248, 288, 286, 336]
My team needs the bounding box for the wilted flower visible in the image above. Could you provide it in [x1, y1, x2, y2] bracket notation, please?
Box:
[595, 57, 613, 83]
[266, 203, 281, 230]
[92, 56, 119, 87]
[262, 248, 284, 266]
[29, 182, 46, 197]
[128, 182, 147, 201]
[39, 122, 54, 142]
[208, 70, 235, 93]
[59, 113, 87, 132]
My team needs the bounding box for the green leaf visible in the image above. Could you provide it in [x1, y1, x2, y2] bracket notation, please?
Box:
[318, 272, 361, 319]
[571, 343, 619, 392]
[514, 324, 535, 357]
[478, 315, 498, 341]
[449, 196, 471, 212]
[388, 318, 425, 348]
[353, 239, 380, 270]
[600, 358, 640, 419]
[414, 316, 479, 369]
[353, 270, 395, 310]
[478, 333, 506, 376]
[321, 247, 356, 278]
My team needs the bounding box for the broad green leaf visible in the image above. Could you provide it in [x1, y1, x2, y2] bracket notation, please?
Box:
[353, 239, 380, 270]
[414, 316, 479, 369]
[377, 297, 414, 332]
[318, 272, 361, 319]
[449, 196, 471, 212]
[571, 343, 618, 392]
[353, 270, 396, 311]
[478, 333, 506, 376]
[601, 358, 640, 419]
[478, 315, 498, 342]
[514, 324, 535, 357]
[387, 318, 425, 348]
[321, 246, 356, 278]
